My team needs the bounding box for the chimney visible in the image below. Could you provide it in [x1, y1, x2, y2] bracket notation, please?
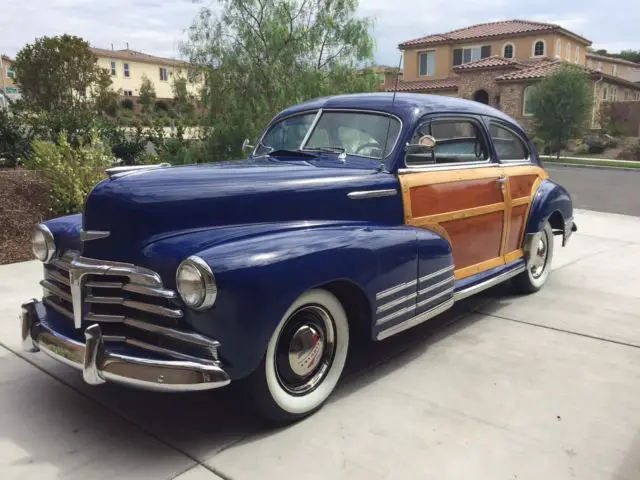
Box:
[126, 42, 129, 50]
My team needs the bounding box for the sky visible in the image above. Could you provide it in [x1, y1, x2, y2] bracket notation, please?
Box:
[0, 0, 637, 65]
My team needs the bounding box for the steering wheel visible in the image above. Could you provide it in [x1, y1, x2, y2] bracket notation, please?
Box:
[354, 142, 382, 155]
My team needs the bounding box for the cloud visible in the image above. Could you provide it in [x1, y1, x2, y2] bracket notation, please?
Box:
[0, 0, 637, 65]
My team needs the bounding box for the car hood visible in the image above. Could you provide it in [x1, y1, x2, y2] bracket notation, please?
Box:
[80, 158, 403, 262]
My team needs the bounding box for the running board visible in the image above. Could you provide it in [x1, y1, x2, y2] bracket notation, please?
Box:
[376, 263, 526, 341]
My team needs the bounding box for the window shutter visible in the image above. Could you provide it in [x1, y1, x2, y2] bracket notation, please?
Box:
[481, 45, 491, 58]
[453, 49, 463, 66]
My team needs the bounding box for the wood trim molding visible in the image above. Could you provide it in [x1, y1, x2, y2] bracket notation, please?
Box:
[455, 257, 505, 280]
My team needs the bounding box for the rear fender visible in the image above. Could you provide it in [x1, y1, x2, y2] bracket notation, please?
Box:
[526, 179, 575, 246]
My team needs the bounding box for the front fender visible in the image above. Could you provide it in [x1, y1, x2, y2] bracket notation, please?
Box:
[145, 222, 420, 379]
[526, 179, 574, 243]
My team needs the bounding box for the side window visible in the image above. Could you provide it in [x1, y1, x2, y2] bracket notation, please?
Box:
[406, 118, 490, 166]
[489, 123, 529, 162]
[255, 113, 316, 155]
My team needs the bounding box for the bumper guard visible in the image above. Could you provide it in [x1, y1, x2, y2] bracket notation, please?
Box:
[21, 299, 231, 392]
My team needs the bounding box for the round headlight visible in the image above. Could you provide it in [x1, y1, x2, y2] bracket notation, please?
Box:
[176, 256, 217, 310]
[31, 224, 56, 263]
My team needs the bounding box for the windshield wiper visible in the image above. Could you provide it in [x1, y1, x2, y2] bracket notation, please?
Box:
[303, 146, 346, 154]
[266, 149, 318, 159]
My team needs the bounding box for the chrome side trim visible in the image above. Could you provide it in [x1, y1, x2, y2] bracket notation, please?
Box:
[416, 287, 454, 309]
[80, 230, 111, 242]
[45, 268, 70, 286]
[376, 305, 415, 326]
[417, 276, 454, 296]
[399, 161, 496, 174]
[376, 279, 417, 301]
[376, 292, 417, 314]
[21, 300, 230, 392]
[347, 189, 398, 199]
[419, 265, 455, 284]
[105, 163, 171, 178]
[40, 280, 72, 303]
[453, 264, 526, 302]
[377, 298, 455, 341]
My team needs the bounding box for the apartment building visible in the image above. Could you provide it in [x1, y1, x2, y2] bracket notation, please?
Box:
[392, 19, 640, 130]
[91, 47, 202, 100]
[0, 55, 21, 108]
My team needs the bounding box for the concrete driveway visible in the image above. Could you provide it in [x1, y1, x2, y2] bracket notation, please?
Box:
[1, 208, 640, 480]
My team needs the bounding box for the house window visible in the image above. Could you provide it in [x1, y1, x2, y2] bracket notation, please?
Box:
[523, 85, 535, 116]
[555, 39, 561, 58]
[602, 87, 608, 100]
[159, 67, 168, 81]
[533, 40, 545, 57]
[575, 46, 580, 63]
[612, 64, 618, 76]
[6, 68, 15, 79]
[453, 45, 491, 65]
[566, 43, 571, 60]
[124, 63, 130, 77]
[611, 87, 617, 101]
[419, 51, 436, 76]
[625, 91, 630, 101]
[123, 90, 133, 96]
[489, 123, 530, 162]
[503, 44, 514, 58]
[110, 61, 116, 76]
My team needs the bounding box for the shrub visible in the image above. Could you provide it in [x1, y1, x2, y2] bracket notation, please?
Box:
[585, 135, 607, 154]
[573, 143, 590, 155]
[616, 140, 640, 161]
[0, 109, 33, 167]
[22, 131, 115, 216]
[120, 98, 134, 110]
[155, 100, 169, 112]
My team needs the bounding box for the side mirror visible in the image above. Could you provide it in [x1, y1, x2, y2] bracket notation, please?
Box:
[241, 138, 255, 153]
[405, 135, 437, 153]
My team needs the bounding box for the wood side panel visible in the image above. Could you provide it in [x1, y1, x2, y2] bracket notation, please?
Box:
[410, 178, 503, 218]
[509, 174, 539, 198]
[440, 211, 504, 269]
[507, 204, 528, 252]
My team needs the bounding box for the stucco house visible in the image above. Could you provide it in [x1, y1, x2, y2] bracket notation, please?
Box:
[391, 19, 640, 131]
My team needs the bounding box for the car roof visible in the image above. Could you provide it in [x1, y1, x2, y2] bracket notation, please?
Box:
[273, 92, 520, 127]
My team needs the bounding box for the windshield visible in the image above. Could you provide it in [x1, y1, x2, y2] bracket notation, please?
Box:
[254, 111, 402, 159]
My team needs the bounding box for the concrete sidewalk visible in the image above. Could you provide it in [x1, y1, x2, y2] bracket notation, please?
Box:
[1, 208, 640, 480]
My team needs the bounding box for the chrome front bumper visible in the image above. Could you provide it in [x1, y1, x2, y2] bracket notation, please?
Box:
[21, 299, 231, 392]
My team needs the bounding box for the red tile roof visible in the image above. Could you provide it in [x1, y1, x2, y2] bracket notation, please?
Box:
[452, 55, 521, 71]
[585, 52, 640, 67]
[496, 60, 601, 81]
[386, 78, 458, 92]
[399, 19, 591, 49]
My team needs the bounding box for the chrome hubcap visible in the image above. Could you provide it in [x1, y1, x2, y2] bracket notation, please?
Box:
[275, 305, 336, 395]
[530, 232, 548, 279]
[288, 325, 324, 377]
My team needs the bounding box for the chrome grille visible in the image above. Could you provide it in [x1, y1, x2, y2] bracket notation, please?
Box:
[41, 252, 219, 362]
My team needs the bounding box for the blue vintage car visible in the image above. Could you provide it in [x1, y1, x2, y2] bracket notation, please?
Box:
[21, 93, 576, 423]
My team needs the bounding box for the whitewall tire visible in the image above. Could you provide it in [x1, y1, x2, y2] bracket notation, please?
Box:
[513, 220, 554, 294]
[247, 288, 349, 424]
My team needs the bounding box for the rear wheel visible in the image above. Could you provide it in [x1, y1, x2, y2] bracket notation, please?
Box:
[246, 288, 349, 425]
[512, 220, 554, 294]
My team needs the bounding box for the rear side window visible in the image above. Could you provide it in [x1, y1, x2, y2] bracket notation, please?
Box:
[490, 123, 529, 162]
[406, 118, 490, 166]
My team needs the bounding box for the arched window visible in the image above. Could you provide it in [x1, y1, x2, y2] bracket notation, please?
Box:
[533, 40, 545, 57]
[503, 43, 514, 59]
[523, 85, 535, 116]
[566, 43, 571, 60]
[555, 39, 561, 58]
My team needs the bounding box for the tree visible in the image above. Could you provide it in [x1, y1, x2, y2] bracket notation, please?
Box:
[528, 64, 593, 159]
[172, 77, 195, 118]
[13, 34, 110, 113]
[139, 74, 157, 112]
[181, 0, 379, 159]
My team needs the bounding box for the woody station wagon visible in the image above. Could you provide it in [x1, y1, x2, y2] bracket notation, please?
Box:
[21, 93, 576, 423]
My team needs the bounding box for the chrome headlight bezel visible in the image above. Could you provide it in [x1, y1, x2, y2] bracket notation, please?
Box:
[175, 256, 217, 311]
[31, 223, 56, 264]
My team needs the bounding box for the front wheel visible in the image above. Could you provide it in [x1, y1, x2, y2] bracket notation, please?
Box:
[512, 220, 554, 294]
[246, 288, 349, 425]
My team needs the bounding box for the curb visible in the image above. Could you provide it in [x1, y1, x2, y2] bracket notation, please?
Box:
[543, 161, 640, 173]
[539, 155, 640, 165]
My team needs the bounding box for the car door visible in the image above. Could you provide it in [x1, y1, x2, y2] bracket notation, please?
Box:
[486, 119, 550, 264]
[398, 114, 509, 293]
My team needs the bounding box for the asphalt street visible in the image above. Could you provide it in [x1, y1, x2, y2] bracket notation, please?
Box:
[546, 164, 640, 217]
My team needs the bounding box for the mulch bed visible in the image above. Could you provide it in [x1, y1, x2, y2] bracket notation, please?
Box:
[0, 167, 52, 265]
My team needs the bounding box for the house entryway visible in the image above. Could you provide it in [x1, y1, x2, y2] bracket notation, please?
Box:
[473, 89, 489, 104]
